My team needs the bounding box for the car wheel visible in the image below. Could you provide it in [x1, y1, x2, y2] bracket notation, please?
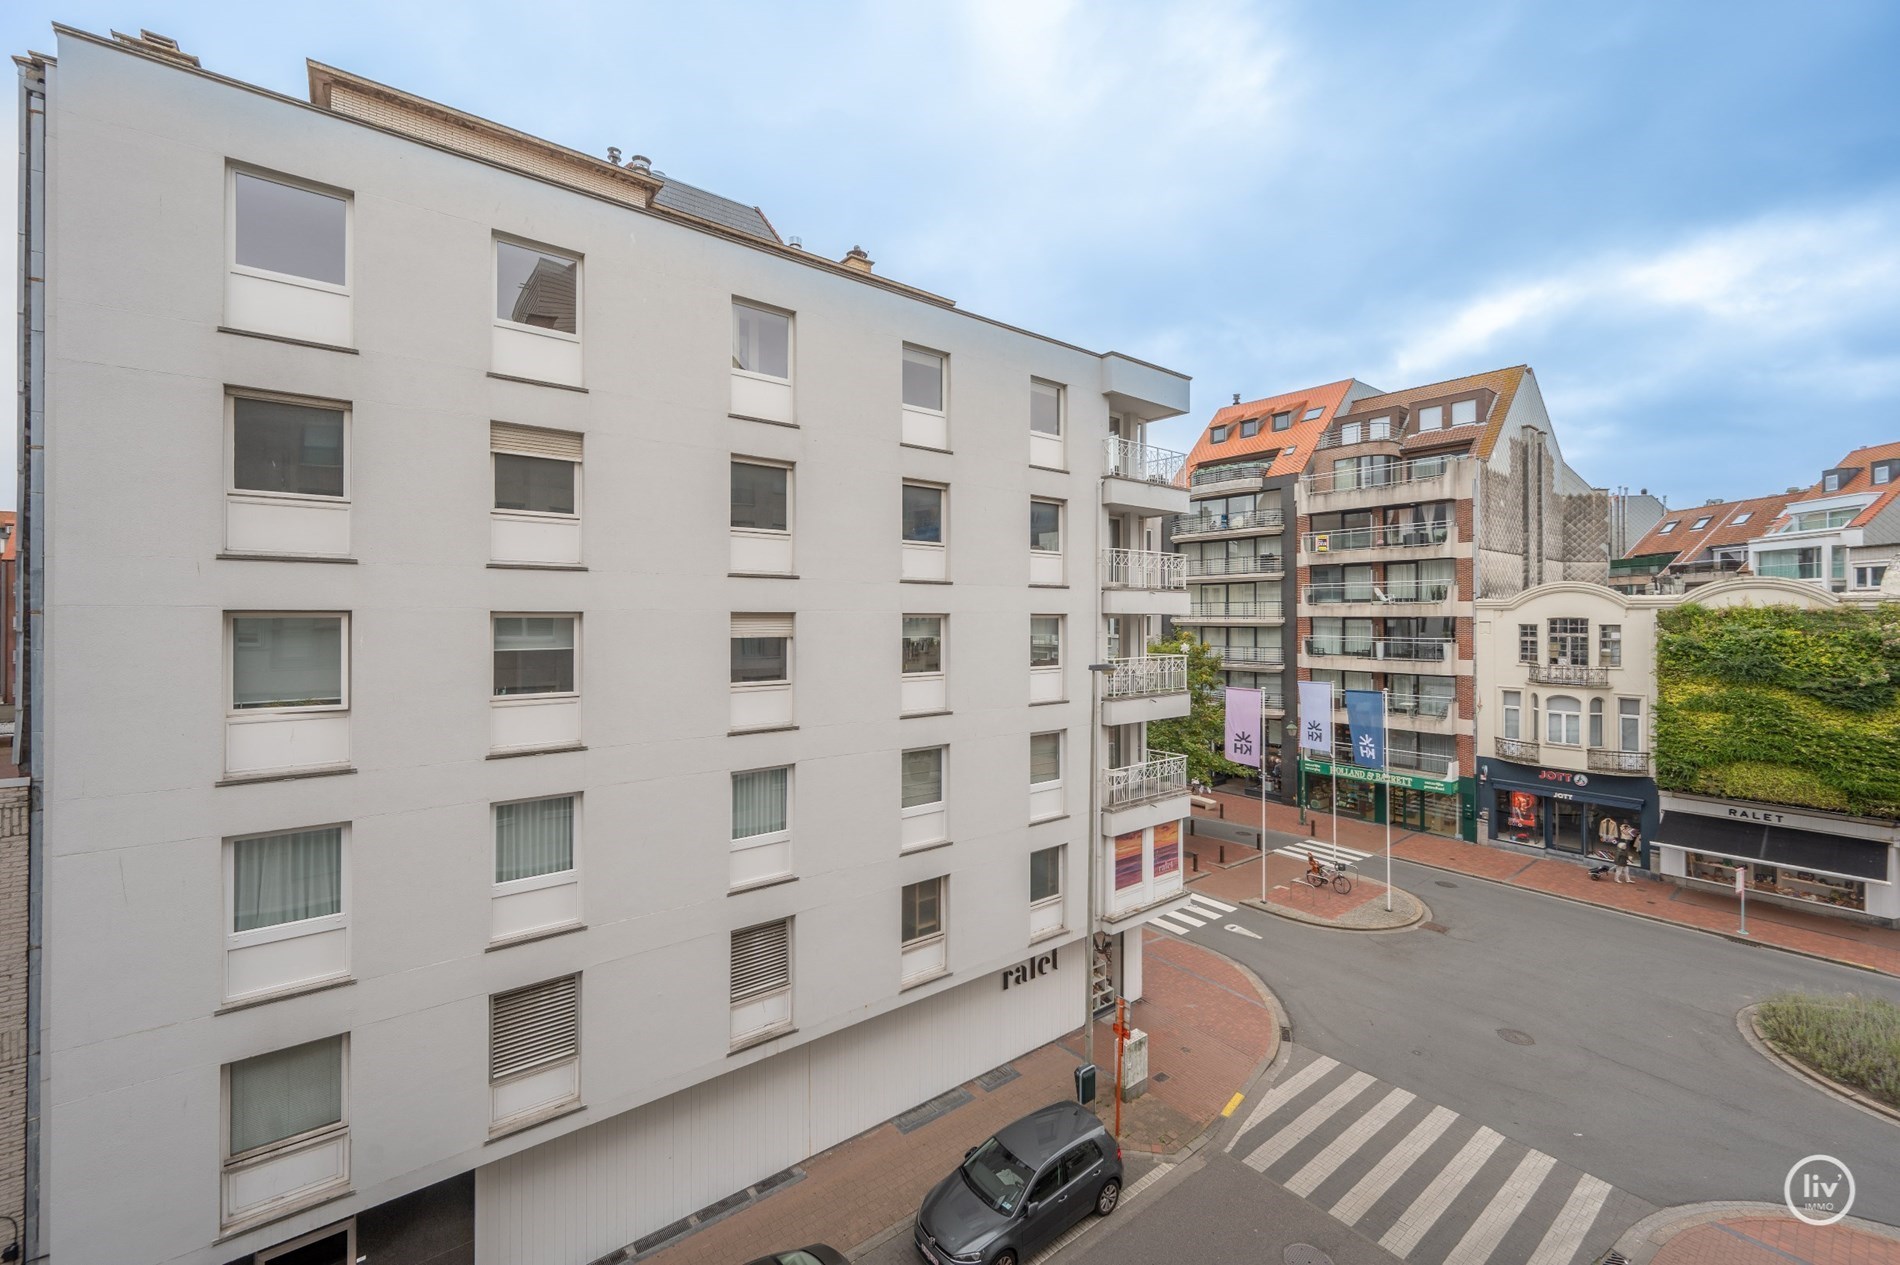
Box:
[993, 1252, 1018, 1265]
[1096, 1178, 1122, 1215]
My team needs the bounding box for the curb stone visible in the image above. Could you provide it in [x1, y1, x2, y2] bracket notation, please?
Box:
[1241, 887, 1429, 933]
[1736, 1002, 1900, 1128]
[1607, 1199, 1900, 1264]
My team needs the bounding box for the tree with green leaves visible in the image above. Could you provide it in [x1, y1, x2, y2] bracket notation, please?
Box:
[1145, 630, 1255, 787]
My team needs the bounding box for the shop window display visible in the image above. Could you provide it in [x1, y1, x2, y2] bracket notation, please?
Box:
[1497, 789, 1543, 846]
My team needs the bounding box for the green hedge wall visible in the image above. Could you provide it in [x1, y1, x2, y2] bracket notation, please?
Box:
[1654, 603, 1900, 818]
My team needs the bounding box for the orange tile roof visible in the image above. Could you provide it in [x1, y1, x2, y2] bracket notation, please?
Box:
[1341, 365, 1529, 459]
[0, 510, 14, 563]
[1768, 439, 1900, 531]
[1182, 380, 1361, 480]
[1624, 493, 1793, 562]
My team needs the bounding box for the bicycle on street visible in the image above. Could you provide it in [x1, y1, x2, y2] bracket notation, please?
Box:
[1300, 857, 1355, 895]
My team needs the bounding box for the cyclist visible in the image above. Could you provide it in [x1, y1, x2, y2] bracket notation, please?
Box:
[1306, 852, 1324, 884]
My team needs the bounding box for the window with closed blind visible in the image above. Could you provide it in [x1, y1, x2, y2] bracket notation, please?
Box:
[731, 614, 793, 685]
[490, 975, 581, 1089]
[730, 920, 793, 1044]
[492, 423, 581, 516]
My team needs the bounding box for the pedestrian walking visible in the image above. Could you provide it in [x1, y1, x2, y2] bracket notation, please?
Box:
[1613, 841, 1632, 883]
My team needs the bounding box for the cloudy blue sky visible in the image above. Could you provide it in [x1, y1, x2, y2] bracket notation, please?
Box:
[6, 1, 1898, 508]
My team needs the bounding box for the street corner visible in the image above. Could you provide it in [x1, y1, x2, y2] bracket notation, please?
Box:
[1244, 876, 1429, 932]
[1620, 1200, 1900, 1265]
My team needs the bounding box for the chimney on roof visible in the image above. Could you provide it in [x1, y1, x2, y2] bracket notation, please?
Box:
[111, 29, 199, 66]
[1786, 486, 1804, 494]
[841, 245, 874, 275]
[606, 147, 622, 165]
[1232, 393, 1241, 405]
[788, 237, 803, 250]
[626, 154, 652, 173]
[1704, 498, 1723, 505]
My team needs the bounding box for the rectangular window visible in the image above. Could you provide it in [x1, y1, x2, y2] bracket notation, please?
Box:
[1589, 698, 1605, 749]
[1733, 511, 1753, 524]
[233, 396, 345, 499]
[1030, 499, 1062, 553]
[491, 423, 582, 516]
[233, 171, 347, 287]
[1599, 624, 1622, 668]
[902, 747, 945, 809]
[1030, 845, 1063, 904]
[489, 975, 580, 1126]
[227, 1036, 344, 1159]
[1547, 618, 1589, 664]
[233, 826, 343, 932]
[1546, 696, 1582, 746]
[733, 302, 791, 379]
[495, 796, 575, 884]
[1272, 412, 1292, 431]
[1518, 623, 1538, 664]
[493, 616, 576, 696]
[903, 616, 943, 674]
[1450, 398, 1478, 426]
[1030, 379, 1063, 436]
[1856, 564, 1889, 589]
[1876, 464, 1893, 486]
[903, 347, 946, 412]
[902, 877, 944, 944]
[730, 919, 792, 1042]
[732, 767, 790, 839]
[495, 240, 579, 334]
[1618, 698, 1642, 751]
[903, 483, 945, 543]
[1415, 405, 1443, 432]
[1210, 426, 1229, 444]
[1239, 418, 1261, 438]
[1824, 473, 1841, 492]
[730, 614, 792, 685]
[1030, 732, 1062, 785]
[1501, 690, 1522, 741]
[1030, 616, 1062, 667]
[231, 615, 345, 710]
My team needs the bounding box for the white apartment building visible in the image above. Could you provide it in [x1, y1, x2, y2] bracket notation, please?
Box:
[1746, 442, 1900, 594]
[13, 27, 1194, 1265]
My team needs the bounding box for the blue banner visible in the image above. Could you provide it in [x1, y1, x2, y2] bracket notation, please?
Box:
[1344, 689, 1386, 769]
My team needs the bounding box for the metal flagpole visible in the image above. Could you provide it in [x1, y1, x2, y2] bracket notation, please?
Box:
[1330, 740, 1339, 870]
[1259, 690, 1269, 906]
[1383, 688, 1393, 912]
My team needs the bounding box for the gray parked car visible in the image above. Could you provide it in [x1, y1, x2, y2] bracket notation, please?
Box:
[913, 1102, 1123, 1265]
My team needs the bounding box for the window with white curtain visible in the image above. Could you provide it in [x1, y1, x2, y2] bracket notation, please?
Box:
[732, 301, 791, 379]
[495, 796, 575, 883]
[733, 768, 790, 839]
[1502, 690, 1522, 741]
[493, 616, 576, 696]
[1030, 733, 1062, 785]
[226, 1035, 345, 1159]
[230, 614, 346, 711]
[1546, 695, 1582, 746]
[902, 747, 945, 809]
[232, 827, 342, 932]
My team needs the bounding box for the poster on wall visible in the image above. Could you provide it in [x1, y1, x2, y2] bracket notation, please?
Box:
[1115, 830, 1144, 889]
[1153, 821, 1180, 877]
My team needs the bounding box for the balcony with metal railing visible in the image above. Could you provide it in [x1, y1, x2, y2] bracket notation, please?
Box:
[1302, 581, 1456, 607]
[1185, 599, 1284, 623]
[1102, 548, 1187, 591]
[1187, 462, 1272, 495]
[1103, 437, 1190, 516]
[1213, 645, 1286, 668]
[1185, 555, 1285, 580]
[1305, 636, 1457, 663]
[1101, 655, 1187, 700]
[1495, 736, 1540, 762]
[1300, 455, 1467, 499]
[1298, 521, 1453, 555]
[1171, 506, 1285, 538]
[1313, 418, 1401, 450]
[1102, 751, 1189, 811]
[1324, 743, 1458, 780]
[1587, 748, 1651, 774]
[1527, 663, 1609, 687]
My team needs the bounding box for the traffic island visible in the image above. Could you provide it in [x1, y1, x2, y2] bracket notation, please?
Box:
[1738, 1000, 1900, 1127]
[1612, 1201, 1900, 1264]
[1243, 874, 1429, 931]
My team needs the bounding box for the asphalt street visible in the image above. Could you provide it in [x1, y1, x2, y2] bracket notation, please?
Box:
[1121, 856, 1900, 1231]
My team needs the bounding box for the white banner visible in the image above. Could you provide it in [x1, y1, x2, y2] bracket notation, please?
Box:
[1297, 680, 1333, 753]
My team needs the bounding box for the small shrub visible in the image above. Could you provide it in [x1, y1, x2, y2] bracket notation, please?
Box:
[1756, 992, 1900, 1109]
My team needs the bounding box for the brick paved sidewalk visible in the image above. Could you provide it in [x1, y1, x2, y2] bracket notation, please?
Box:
[640, 932, 1279, 1265]
[1645, 1213, 1900, 1264]
[1190, 792, 1900, 977]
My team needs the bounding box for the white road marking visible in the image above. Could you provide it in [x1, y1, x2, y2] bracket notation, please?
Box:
[1272, 843, 1374, 863]
[1243, 1071, 1376, 1173]
[1148, 916, 1191, 935]
[1524, 1174, 1614, 1265]
[1330, 1104, 1458, 1226]
[1025, 1162, 1172, 1264]
[1224, 922, 1264, 939]
[1224, 1056, 1338, 1152]
[1191, 894, 1238, 912]
[1378, 1125, 1505, 1257]
[1444, 1147, 1556, 1265]
[1168, 908, 1210, 927]
[1284, 1085, 1416, 1197]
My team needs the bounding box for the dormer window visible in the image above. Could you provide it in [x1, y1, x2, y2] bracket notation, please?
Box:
[1210, 425, 1229, 444]
[1416, 405, 1443, 432]
[1272, 412, 1293, 430]
[1450, 398, 1478, 426]
[1824, 473, 1841, 492]
[1874, 461, 1895, 486]
[1239, 417, 1262, 438]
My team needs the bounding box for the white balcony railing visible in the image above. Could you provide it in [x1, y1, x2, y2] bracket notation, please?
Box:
[1186, 555, 1285, 578]
[1215, 645, 1286, 667]
[1172, 507, 1285, 535]
[1588, 748, 1651, 774]
[1105, 436, 1188, 487]
[1300, 455, 1466, 497]
[1101, 655, 1187, 700]
[1187, 600, 1284, 620]
[1303, 636, 1456, 662]
[1102, 751, 1189, 810]
[1300, 522, 1452, 553]
[1303, 582, 1455, 605]
[1102, 548, 1187, 591]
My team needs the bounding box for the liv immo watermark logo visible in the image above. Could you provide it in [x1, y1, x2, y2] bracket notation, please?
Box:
[1785, 1154, 1855, 1226]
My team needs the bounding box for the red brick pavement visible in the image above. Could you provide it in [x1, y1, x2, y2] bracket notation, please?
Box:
[1651, 1216, 1900, 1264]
[643, 932, 1278, 1265]
[1190, 793, 1900, 977]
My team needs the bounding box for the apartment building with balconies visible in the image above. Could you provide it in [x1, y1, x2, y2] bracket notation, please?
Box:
[1745, 441, 1900, 595]
[1170, 381, 1376, 795]
[1611, 492, 1793, 594]
[13, 28, 1193, 1265]
[1292, 366, 1608, 841]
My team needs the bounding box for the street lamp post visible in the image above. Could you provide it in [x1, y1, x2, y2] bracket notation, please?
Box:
[1084, 660, 1114, 1078]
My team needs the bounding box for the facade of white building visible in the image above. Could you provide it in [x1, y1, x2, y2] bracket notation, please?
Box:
[13, 27, 1192, 1265]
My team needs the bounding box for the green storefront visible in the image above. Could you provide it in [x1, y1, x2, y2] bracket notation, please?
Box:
[1298, 755, 1477, 842]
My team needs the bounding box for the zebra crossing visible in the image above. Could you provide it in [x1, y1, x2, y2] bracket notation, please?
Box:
[1270, 839, 1375, 867]
[1223, 1047, 1651, 1265]
[1147, 892, 1238, 935]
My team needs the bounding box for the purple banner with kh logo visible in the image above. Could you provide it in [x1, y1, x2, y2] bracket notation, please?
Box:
[1224, 687, 1262, 768]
